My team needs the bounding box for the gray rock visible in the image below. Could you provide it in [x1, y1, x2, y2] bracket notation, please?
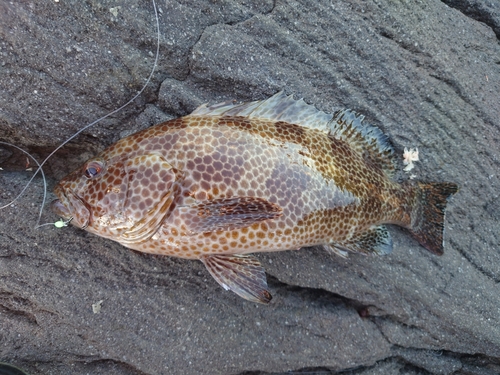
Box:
[1, 0, 499, 374]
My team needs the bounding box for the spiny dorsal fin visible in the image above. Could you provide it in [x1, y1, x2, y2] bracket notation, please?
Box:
[191, 92, 396, 176]
[190, 91, 334, 133]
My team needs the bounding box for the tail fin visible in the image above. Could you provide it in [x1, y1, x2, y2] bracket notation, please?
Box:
[409, 182, 458, 255]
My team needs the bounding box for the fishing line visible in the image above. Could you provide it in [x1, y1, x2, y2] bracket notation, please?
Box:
[0, 141, 48, 218]
[0, 0, 161, 229]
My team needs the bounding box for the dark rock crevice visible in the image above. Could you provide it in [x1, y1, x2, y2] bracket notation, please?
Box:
[441, 0, 500, 39]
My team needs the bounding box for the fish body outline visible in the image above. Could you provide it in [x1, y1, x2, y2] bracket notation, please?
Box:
[52, 92, 458, 303]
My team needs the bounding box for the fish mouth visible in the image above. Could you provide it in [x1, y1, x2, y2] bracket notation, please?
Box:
[50, 199, 72, 220]
[51, 187, 90, 229]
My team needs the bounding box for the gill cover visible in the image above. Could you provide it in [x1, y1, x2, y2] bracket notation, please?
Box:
[119, 154, 179, 244]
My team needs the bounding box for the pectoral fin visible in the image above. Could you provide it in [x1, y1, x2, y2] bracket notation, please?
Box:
[200, 254, 272, 304]
[331, 225, 393, 256]
[180, 197, 282, 233]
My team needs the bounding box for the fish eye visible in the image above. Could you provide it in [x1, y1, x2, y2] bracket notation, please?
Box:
[84, 160, 104, 179]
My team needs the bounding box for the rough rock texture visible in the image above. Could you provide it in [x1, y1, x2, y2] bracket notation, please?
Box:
[0, 0, 499, 374]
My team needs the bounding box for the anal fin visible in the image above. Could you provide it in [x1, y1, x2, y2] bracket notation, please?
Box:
[334, 225, 393, 256]
[200, 254, 272, 304]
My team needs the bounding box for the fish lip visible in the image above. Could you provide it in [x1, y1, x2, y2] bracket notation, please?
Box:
[50, 199, 71, 220]
[51, 187, 90, 229]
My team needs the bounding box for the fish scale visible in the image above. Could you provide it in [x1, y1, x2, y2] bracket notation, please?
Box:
[52, 92, 458, 303]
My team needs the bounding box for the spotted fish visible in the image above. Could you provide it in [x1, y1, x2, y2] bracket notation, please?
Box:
[51, 92, 458, 303]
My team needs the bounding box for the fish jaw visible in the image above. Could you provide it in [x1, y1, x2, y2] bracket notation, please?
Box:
[51, 186, 90, 229]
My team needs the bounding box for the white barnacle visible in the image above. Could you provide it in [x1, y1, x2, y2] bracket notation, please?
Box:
[403, 147, 419, 172]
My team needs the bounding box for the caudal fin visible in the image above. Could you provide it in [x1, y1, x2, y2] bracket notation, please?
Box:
[409, 182, 458, 255]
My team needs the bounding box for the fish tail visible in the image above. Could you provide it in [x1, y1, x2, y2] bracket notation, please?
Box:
[407, 182, 458, 255]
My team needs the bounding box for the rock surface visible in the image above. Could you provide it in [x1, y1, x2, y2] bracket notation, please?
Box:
[1, 0, 499, 374]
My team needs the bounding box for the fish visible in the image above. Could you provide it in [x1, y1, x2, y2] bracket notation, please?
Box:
[51, 92, 458, 303]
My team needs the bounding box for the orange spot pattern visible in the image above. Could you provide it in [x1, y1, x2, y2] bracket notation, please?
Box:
[54, 115, 410, 259]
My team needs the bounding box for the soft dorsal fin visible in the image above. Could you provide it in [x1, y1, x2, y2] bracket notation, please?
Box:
[191, 91, 396, 176]
[330, 109, 396, 177]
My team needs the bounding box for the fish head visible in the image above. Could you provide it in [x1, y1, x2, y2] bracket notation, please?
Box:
[51, 156, 127, 230]
[51, 151, 179, 242]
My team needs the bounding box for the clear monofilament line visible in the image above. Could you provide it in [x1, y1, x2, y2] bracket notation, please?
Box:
[0, 142, 48, 225]
[0, 0, 160, 229]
